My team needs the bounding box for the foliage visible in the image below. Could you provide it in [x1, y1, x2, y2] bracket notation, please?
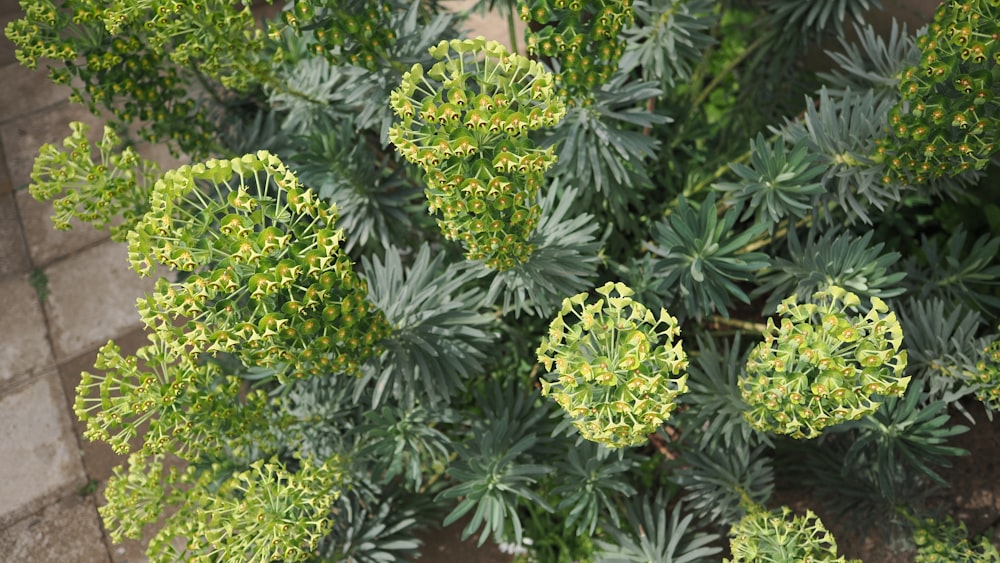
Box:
[674, 333, 767, 452]
[593, 489, 723, 563]
[843, 386, 969, 490]
[360, 243, 497, 407]
[621, 0, 717, 89]
[903, 226, 1000, 314]
[777, 88, 899, 224]
[754, 227, 907, 313]
[672, 442, 774, 528]
[818, 19, 920, 105]
[647, 193, 770, 320]
[765, 0, 882, 39]
[9, 0, 1000, 561]
[713, 133, 827, 228]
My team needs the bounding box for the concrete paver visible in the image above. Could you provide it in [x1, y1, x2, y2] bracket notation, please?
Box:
[0, 494, 111, 563]
[42, 238, 156, 361]
[0, 274, 54, 385]
[0, 101, 103, 189]
[15, 187, 111, 267]
[0, 62, 71, 124]
[0, 372, 86, 523]
[0, 189, 30, 276]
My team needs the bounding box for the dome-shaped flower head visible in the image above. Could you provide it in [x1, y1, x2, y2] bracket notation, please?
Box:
[536, 281, 688, 448]
[742, 286, 909, 438]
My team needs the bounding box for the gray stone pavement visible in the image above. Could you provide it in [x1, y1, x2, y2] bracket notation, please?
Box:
[0, 1, 516, 561]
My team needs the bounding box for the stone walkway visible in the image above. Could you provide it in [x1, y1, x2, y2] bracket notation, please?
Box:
[0, 1, 517, 561]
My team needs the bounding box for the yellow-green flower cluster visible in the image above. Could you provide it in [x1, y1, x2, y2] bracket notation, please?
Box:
[725, 505, 860, 563]
[276, 0, 397, 70]
[974, 329, 1000, 410]
[878, 0, 1000, 184]
[102, 453, 344, 563]
[75, 338, 272, 458]
[4, 0, 260, 155]
[536, 282, 688, 448]
[28, 122, 160, 242]
[913, 515, 1000, 563]
[519, 0, 634, 101]
[742, 286, 909, 439]
[389, 37, 566, 270]
[128, 151, 392, 381]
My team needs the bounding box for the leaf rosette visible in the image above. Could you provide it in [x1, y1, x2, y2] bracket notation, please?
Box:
[536, 281, 688, 448]
[742, 286, 909, 438]
[388, 37, 566, 270]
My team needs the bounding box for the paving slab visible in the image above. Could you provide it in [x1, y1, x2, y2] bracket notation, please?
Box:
[43, 238, 155, 361]
[0, 273, 54, 385]
[0, 494, 111, 563]
[0, 61, 71, 124]
[15, 187, 111, 267]
[0, 101, 103, 189]
[0, 372, 86, 522]
[0, 2, 21, 69]
[0, 189, 30, 277]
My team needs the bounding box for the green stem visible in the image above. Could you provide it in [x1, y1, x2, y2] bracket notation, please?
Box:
[680, 148, 751, 201]
[507, 2, 520, 54]
[708, 315, 767, 334]
[741, 216, 811, 254]
[690, 33, 768, 111]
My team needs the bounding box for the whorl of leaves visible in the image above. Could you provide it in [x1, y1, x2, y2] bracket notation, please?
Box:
[360, 243, 497, 408]
[754, 227, 907, 314]
[713, 133, 828, 229]
[620, 0, 718, 88]
[648, 193, 770, 320]
[777, 88, 900, 224]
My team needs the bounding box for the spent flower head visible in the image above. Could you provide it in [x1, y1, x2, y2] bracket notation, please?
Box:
[536, 281, 688, 448]
[742, 286, 909, 438]
[388, 37, 566, 270]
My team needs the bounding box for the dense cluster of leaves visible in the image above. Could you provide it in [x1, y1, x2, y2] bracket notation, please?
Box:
[9, 0, 1000, 561]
